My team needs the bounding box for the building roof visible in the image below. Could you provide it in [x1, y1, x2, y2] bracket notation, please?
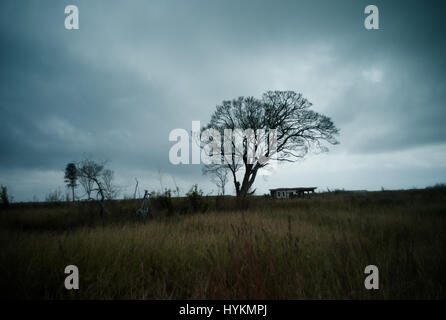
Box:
[269, 187, 317, 191]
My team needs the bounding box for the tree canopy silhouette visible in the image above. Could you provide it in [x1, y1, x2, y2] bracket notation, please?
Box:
[64, 162, 78, 202]
[202, 90, 339, 198]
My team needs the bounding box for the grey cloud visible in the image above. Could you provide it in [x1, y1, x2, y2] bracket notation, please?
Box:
[1, 0, 446, 200]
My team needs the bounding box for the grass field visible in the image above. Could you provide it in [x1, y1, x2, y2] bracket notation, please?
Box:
[0, 188, 445, 299]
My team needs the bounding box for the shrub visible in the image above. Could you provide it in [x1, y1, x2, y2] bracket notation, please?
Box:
[150, 189, 174, 216]
[186, 184, 207, 213]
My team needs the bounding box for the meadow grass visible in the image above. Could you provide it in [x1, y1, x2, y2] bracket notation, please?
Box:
[0, 189, 445, 299]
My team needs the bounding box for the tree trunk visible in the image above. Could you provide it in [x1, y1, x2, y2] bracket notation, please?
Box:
[231, 169, 241, 196]
[238, 166, 258, 198]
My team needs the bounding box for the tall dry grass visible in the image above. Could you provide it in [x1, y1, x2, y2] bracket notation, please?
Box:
[0, 189, 445, 299]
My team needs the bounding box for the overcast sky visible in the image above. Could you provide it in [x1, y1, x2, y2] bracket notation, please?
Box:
[1, 0, 446, 201]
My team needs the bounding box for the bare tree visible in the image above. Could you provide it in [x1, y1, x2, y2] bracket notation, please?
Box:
[202, 91, 339, 198]
[102, 169, 120, 200]
[77, 158, 103, 200]
[133, 178, 139, 199]
[203, 164, 228, 196]
[78, 174, 94, 200]
[76, 158, 117, 216]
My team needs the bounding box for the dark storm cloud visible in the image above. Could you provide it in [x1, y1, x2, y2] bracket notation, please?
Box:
[1, 0, 445, 200]
[0, 2, 174, 171]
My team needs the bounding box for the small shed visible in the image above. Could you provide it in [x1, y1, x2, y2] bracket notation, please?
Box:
[269, 187, 317, 199]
